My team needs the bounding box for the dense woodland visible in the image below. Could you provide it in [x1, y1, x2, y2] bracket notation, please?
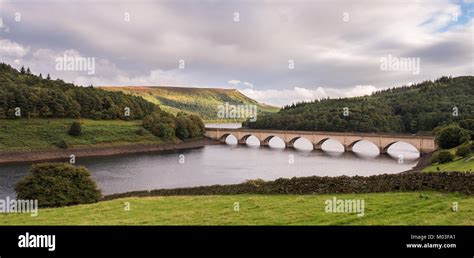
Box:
[245, 76, 474, 134]
[0, 63, 156, 120]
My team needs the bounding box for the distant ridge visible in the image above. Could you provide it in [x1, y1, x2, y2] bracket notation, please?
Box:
[100, 86, 279, 122]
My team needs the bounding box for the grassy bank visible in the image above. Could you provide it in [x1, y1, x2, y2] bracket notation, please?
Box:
[423, 156, 474, 172]
[0, 119, 164, 151]
[423, 145, 474, 172]
[0, 192, 472, 225]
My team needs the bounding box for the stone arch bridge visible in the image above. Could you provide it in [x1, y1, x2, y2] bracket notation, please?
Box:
[205, 128, 436, 154]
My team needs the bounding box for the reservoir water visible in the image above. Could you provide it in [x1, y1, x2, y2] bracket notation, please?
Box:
[0, 124, 420, 198]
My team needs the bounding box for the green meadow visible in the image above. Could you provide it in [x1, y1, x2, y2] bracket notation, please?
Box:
[423, 145, 474, 172]
[0, 118, 163, 151]
[1, 192, 472, 225]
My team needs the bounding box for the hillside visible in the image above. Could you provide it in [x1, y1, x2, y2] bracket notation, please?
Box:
[0, 63, 157, 120]
[245, 76, 474, 133]
[101, 86, 279, 122]
[0, 63, 206, 151]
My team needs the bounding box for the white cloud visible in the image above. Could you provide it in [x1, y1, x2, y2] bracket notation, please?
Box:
[0, 39, 29, 57]
[0, 0, 471, 106]
[241, 85, 377, 107]
[243, 82, 254, 88]
[227, 80, 254, 88]
[228, 80, 241, 86]
[75, 67, 189, 87]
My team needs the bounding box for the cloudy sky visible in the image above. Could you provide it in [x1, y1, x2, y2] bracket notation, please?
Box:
[0, 0, 472, 106]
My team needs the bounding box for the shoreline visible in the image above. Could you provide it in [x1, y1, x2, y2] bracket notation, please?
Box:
[401, 152, 433, 173]
[0, 138, 220, 165]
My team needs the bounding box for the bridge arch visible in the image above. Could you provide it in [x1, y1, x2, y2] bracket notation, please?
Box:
[261, 135, 285, 148]
[286, 136, 300, 148]
[382, 141, 420, 154]
[347, 139, 381, 156]
[288, 136, 313, 150]
[347, 139, 379, 149]
[220, 133, 238, 144]
[315, 138, 345, 152]
[382, 141, 421, 161]
[238, 134, 260, 146]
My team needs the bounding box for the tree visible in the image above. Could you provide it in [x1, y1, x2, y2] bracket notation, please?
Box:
[40, 105, 51, 118]
[455, 144, 471, 157]
[68, 121, 82, 136]
[175, 116, 190, 140]
[435, 124, 470, 149]
[431, 150, 454, 164]
[20, 66, 25, 74]
[156, 123, 175, 139]
[189, 115, 205, 136]
[46, 73, 51, 80]
[459, 119, 474, 131]
[459, 119, 474, 140]
[143, 112, 176, 139]
[26, 67, 31, 74]
[14, 163, 101, 207]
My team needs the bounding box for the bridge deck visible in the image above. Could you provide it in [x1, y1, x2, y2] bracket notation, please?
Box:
[205, 128, 435, 140]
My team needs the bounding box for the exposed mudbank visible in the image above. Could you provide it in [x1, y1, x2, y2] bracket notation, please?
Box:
[0, 138, 219, 165]
[401, 152, 433, 173]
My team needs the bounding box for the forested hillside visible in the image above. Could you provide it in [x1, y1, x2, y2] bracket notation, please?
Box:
[0, 63, 207, 150]
[101, 86, 278, 121]
[245, 76, 474, 133]
[0, 63, 156, 120]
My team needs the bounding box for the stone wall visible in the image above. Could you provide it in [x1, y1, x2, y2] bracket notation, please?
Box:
[103, 172, 473, 200]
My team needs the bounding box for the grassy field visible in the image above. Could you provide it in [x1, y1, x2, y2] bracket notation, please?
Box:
[0, 192, 472, 225]
[423, 145, 474, 172]
[0, 119, 163, 151]
[423, 156, 474, 172]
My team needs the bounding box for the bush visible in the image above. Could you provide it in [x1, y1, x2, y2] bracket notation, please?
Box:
[54, 139, 68, 149]
[68, 121, 82, 136]
[455, 144, 471, 157]
[435, 125, 470, 149]
[135, 128, 146, 136]
[14, 163, 101, 207]
[431, 150, 454, 164]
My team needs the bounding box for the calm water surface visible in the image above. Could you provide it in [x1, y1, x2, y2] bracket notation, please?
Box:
[0, 124, 419, 198]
